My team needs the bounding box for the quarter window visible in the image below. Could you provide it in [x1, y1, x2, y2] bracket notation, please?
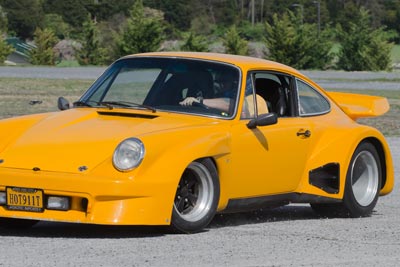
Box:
[297, 80, 330, 116]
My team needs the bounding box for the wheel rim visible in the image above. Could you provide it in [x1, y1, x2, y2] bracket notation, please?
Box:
[351, 150, 379, 206]
[174, 162, 214, 222]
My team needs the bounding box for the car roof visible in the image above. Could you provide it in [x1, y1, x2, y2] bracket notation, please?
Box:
[123, 52, 302, 76]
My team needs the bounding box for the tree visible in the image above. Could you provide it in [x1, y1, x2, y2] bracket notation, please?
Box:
[264, 12, 294, 65]
[43, 0, 88, 28]
[336, 8, 392, 71]
[181, 32, 208, 52]
[0, 34, 14, 63]
[223, 26, 248, 55]
[75, 14, 106, 65]
[0, 4, 14, 64]
[43, 14, 72, 40]
[145, 0, 191, 31]
[1, 0, 44, 39]
[116, 0, 164, 56]
[0, 5, 7, 33]
[29, 28, 59, 65]
[265, 11, 333, 69]
[85, 0, 136, 21]
[382, 0, 400, 43]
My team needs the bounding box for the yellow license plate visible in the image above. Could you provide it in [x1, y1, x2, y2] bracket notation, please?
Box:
[6, 187, 44, 212]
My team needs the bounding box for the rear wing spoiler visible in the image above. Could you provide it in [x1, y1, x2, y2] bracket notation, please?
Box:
[327, 92, 389, 120]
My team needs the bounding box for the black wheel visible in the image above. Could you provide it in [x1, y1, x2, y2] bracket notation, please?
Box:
[0, 217, 39, 229]
[171, 158, 220, 234]
[311, 142, 381, 217]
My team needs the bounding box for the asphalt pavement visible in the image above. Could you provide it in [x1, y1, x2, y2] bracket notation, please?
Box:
[0, 137, 397, 267]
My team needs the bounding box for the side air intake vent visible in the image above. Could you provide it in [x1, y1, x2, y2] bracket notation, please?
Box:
[309, 163, 340, 194]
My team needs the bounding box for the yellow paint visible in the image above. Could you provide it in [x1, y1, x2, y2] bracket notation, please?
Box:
[0, 52, 394, 225]
[328, 92, 389, 120]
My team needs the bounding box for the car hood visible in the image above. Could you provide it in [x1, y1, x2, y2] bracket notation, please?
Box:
[0, 108, 218, 173]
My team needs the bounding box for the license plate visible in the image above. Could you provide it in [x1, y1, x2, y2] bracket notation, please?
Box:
[6, 187, 44, 212]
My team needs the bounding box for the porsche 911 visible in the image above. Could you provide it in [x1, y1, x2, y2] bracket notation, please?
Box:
[0, 52, 394, 233]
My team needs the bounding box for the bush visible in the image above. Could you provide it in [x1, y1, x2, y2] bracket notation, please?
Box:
[0, 34, 14, 63]
[116, 0, 164, 56]
[223, 26, 248, 55]
[238, 22, 266, 41]
[336, 8, 393, 71]
[75, 14, 107, 65]
[29, 28, 59, 65]
[180, 32, 208, 52]
[265, 11, 333, 69]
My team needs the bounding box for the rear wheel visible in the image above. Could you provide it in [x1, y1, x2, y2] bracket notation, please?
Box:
[171, 158, 220, 234]
[311, 142, 381, 217]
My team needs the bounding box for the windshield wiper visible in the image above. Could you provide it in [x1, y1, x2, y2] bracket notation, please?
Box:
[99, 101, 156, 113]
[73, 100, 113, 109]
[73, 101, 92, 107]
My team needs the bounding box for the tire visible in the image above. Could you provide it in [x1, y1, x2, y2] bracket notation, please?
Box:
[311, 142, 381, 218]
[171, 158, 220, 234]
[0, 217, 39, 229]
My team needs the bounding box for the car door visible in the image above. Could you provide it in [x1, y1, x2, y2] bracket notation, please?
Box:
[227, 71, 328, 198]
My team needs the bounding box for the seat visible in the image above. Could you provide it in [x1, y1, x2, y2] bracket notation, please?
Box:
[151, 70, 214, 106]
[186, 70, 214, 99]
[242, 94, 268, 118]
[153, 73, 190, 105]
[255, 78, 287, 116]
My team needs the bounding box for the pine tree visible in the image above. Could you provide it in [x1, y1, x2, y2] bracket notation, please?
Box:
[1, 0, 44, 39]
[265, 12, 295, 65]
[0, 34, 14, 64]
[181, 32, 208, 52]
[0, 5, 7, 33]
[336, 8, 392, 71]
[265, 11, 333, 69]
[116, 0, 164, 56]
[223, 26, 248, 55]
[75, 14, 106, 65]
[0, 4, 14, 64]
[29, 28, 59, 65]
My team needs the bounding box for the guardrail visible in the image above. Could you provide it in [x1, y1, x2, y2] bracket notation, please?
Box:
[6, 37, 36, 59]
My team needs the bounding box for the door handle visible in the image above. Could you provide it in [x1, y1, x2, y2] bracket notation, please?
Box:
[297, 129, 311, 138]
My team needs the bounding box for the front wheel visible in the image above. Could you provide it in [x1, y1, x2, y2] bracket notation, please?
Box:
[311, 142, 382, 217]
[171, 158, 220, 234]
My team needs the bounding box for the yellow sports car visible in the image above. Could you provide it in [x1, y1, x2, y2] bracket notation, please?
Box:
[0, 52, 394, 233]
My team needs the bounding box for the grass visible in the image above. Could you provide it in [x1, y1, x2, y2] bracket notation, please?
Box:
[0, 78, 92, 118]
[350, 99, 399, 136]
[0, 76, 398, 136]
[321, 88, 399, 136]
[391, 44, 400, 64]
[56, 60, 81, 67]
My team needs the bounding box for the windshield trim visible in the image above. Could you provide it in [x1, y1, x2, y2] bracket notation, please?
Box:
[78, 56, 242, 120]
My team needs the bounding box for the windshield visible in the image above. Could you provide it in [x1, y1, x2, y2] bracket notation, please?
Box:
[79, 57, 241, 118]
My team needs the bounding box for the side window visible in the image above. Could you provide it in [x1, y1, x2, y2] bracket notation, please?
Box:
[240, 74, 269, 119]
[297, 79, 330, 116]
[249, 72, 293, 117]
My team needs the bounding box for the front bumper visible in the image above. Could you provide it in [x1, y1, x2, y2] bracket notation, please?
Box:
[0, 168, 175, 226]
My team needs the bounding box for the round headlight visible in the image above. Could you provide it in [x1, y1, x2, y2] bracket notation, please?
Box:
[113, 138, 145, 171]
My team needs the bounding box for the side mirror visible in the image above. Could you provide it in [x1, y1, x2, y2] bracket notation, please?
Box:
[57, 97, 70, 110]
[247, 113, 278, 129]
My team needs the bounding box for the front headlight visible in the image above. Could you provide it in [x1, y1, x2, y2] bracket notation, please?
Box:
[113, 138, 145, 171]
